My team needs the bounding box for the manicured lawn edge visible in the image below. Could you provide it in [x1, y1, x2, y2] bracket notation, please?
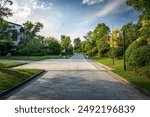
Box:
[6, 63, 28, 68]
[93, 59, 150, 97]
[107, 70, 150, 97]
[0, 55, 73, 61]
[0, 70, 45, 97]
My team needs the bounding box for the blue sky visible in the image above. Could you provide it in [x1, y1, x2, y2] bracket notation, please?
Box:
[7, 0, 139, 40]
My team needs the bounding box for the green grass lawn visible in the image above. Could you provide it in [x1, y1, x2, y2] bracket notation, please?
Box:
[91, 56, 150, 92]
[0, 62, 25, 68]
[0, 68, 42, 93]
[0, 55, 73, 61]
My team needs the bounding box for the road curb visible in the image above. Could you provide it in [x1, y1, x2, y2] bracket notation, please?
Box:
[93, 60, 150, 98]
[93, 60, 114, 71]
[0, 70, 45, 98]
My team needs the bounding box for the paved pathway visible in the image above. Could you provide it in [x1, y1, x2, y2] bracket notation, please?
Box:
[7, 54, 147, 100]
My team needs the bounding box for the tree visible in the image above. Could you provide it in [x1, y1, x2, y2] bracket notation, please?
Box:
[0, 40, 14, 55]
[60, 35, 73, 54]
[73, 38, 81, 53]
[46, 37, 61, 55]
[121, 22, 140, 48]
[126, 0, 150, 19]
[0, 20, 18, 40]
[23, 21, 43, 40]
[0, 0, 13, 18]
[18, 21, 44, 55]
[93, 23, 110, 56]
[138, 17, 150, 39]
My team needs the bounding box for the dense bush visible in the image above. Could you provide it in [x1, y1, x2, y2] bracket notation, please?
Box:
[126, 37, 150, 68]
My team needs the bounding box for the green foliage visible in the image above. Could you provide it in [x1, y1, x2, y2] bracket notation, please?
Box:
[0, 0, 13, 18]
[126, 0, 150, 19]
[0, 20, 18, 40]
[82, 23, 110, 56]
[60, 35, 73, 54]
[96, 35, 109, 56]
[138, 18, 150, 39]
[18, 36, 45, 55]
[17, 21, 44, 55]
[126, 37, 150, 68]
[68, 45, 73, 54]
[92, 47, 98, 55]
[60, 35, 71, 49]
[46, 37, 61, 55]
[121, 22, 140, 48]
[73, 38, 81, 53]
[23, 21, 43, 41]
[86, 50, 93, 57]
[0, 40, 14, 55]
[113, 47, 123, 58]
[136, 66, 150, 79]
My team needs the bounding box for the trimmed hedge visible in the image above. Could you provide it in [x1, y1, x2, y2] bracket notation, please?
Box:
[126, 37, 150, 68]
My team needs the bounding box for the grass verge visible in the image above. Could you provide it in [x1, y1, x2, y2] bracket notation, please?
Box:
[0, 68, 42, 93]
[0, 55, 73, 61]
[91, 56, 150, 92]
[0, 62, 26, 68]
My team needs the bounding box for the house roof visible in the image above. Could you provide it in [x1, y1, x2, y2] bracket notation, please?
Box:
[7, 21, 22, 27]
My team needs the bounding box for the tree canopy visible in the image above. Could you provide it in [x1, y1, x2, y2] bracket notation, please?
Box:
[0, 0, 13, 18]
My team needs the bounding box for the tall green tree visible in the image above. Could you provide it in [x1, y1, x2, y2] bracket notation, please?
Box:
[46, 37, 61, 55]
[73, 38, 81, 53]
[60, 35, 73, 54]
[23, 21, 43, 40]
[0, 20, 18, 40]
[18, 21, 44, 55]
[93, 23, 110, 56]
[126, 0, 150, 19]
[121, 22, 140, 48]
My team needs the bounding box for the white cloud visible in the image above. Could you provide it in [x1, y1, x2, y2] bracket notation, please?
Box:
[6, 0, 63, 40]
[80, 0, 126, 26]
[96, 0, 125, 17]
[82, 0, 103, 5]
[8, 0, 52, 18]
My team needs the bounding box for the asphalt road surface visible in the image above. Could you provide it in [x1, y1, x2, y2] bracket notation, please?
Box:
[7, 54, 147, 100]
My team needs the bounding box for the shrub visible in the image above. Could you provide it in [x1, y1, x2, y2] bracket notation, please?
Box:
[126, 37, 150, 68]
[136, 66, 150, 79]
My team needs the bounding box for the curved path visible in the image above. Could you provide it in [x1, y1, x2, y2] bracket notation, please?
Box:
[7, 54, 147, 100]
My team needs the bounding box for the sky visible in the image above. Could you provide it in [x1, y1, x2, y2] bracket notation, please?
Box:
[6, 0, 139, 40]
